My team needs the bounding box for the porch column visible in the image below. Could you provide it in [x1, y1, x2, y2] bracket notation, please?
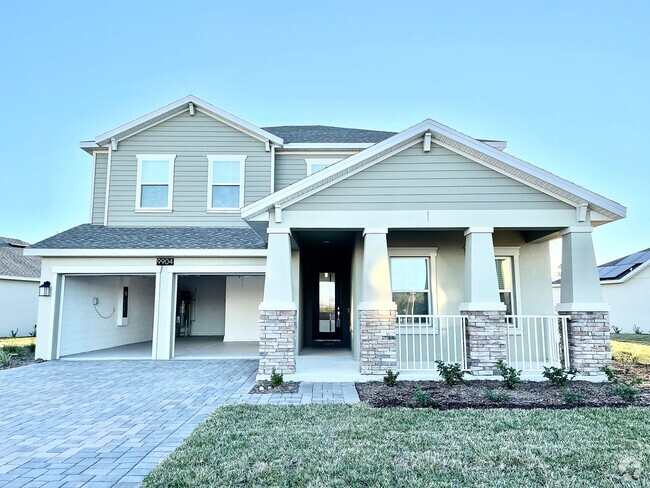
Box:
[556, 227, 610, 375]
[259, 228, 297, 375]
[358, 228, 397, 375]
[459, 227, 507, 376]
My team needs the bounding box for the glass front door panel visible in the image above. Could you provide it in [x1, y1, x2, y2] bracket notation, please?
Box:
[318, 272, 336, 333]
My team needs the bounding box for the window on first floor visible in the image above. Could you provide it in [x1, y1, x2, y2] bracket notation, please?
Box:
[207, 155, 246, 211]
[495, 256, 516, 315]
[389, 256, 431, 315]
[136, 154, 176, 211]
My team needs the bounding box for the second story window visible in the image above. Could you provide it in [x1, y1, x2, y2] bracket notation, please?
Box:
[136, 154, 175, 211]
[306, 158, 342, 176]
[207, 155, 246, 211]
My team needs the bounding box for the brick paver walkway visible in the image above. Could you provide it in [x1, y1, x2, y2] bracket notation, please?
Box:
[0, 360, 359, 487]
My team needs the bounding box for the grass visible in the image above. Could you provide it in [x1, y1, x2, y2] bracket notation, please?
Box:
[143, 405, 650, 487]
[612, 333, 650, 365]
[0, 337, 35, 348]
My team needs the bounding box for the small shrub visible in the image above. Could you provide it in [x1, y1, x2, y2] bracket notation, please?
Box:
[601, 364, 618, 383]
[270, 367, 283, 388]
[10, 329, 18, 338]
[496, 360, 521, 389]
[412, 386, 432, 407]
[2, 345, 22, 354]
[435, 360, 465, 386]
[563, 389, 585, 404]
[383, 369, 399, 387]
[542, 366, 578, 387]
[0, 350, 15, 367]
[483, 390, 510, 402]
[28, 343, 36, 353]
[633, 324, 643, 335]
[29, 325, 37, 337]
[615, 351, 638, 366]
[611, 325, 621, 334]
[608, 382, 642, 402]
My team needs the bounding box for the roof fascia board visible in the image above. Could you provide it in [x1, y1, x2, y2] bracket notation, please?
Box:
[193, 107, 278, 146]
[0, 275, 40, 282]
[93, 95, 283, 147]
[282, 143, 374, 150]
[24, 248, 268, 257]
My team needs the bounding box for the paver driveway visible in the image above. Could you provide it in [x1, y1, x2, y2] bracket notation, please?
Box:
[0, 360, 258, 487]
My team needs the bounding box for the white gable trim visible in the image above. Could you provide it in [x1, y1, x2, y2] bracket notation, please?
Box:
[241, 119, 626, 220]
[90, 95, 283, 148]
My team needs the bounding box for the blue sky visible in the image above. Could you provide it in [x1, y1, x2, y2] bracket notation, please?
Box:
[1, 1, 648, 265]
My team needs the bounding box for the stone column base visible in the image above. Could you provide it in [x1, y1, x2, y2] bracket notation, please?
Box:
[558, 311, 610, 375]
[462, 310, 507, 376]
[259, 309, 296, 375]
[359, 309, 397, 375]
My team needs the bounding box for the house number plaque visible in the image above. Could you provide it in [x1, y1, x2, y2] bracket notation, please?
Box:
[156, 257, 175, 266]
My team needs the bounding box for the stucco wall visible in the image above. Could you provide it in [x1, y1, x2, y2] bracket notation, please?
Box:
[59, 275, 155, 356]
[0, 279, 39, 337]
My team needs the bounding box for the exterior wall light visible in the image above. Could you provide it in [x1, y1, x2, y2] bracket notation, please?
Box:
[39, 281, 51, 297]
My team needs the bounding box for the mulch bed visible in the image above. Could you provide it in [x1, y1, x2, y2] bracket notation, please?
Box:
[357, 361, 650, 410]
[249, 381, 300, 394]
[0, 351, 42, 371]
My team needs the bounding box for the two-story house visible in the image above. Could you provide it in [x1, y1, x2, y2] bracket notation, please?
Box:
[26, 95, 625, 378]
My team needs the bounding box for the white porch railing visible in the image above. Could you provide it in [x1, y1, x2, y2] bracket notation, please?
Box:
[395, 314, 569, 372]
[505, 315, 569, 371]
[396, 315, 467, 370]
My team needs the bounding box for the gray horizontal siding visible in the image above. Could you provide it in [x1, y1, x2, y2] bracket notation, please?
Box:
[274, 153, 351, 191]
[92, 153, 108, 224]
[289, 143, 572, 211]
[106, 110, 271, 227]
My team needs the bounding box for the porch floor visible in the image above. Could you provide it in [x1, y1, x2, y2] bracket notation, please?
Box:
[60, 337, 259, 360]
[285, 348, 369, 382]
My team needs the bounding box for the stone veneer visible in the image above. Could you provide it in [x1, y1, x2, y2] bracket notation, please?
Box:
[359, 309, 397, 375]
[558, 311, 610, 375]
[259, 309, 296, 375]
[462, 310, 507, 376]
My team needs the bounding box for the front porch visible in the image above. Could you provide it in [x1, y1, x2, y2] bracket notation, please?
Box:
[258, 225, 611, 379]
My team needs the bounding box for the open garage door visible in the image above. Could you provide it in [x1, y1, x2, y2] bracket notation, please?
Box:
[59, 275, 156, 359]
[173, 274, 262, 359]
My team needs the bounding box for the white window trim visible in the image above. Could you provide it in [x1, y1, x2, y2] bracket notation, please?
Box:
[495, 247, 522, 316]
[206, 155, 247, 213]
[388, 248, 439, 315]
[306, 158, 342, 176]
[135, 154, 176, 212]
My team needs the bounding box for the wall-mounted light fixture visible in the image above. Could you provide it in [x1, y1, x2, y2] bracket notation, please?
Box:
[38, 281, 51, 297]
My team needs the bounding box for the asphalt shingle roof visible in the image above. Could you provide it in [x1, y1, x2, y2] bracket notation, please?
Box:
[30, 224, 266, 250]
[0, 236, 41, 278]
[597, 248, 650, 281]
[262, 125, 397, 144]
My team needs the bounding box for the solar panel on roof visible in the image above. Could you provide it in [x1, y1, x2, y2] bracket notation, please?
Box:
[617, 252, 644, 265]
[599, 265, 631, 279]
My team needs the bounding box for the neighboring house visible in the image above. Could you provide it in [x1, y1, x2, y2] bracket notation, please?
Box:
[553, 248, 650, 334]
[0, 236, 41, 337]
[26, 95, 626, 377]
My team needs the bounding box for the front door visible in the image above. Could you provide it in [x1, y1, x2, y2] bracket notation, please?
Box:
[314, 271, 342, 342]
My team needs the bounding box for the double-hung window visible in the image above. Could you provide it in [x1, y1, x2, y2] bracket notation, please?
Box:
[389, 256, 432, 316]
[207, 155, 246, 211]
[136, 155, 175, 211]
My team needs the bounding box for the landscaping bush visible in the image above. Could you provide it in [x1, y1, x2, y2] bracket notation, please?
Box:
[435, 361, 465, 386]
[412, 386, 432, 407]
[496, 360, 521, 389]
[542, 366, 578, 387]
[0, 350, 15, 367]
[483, 390, 510, 402]
[633, 325, 643, 335]
[562, 389, 585, 405]
[383, 369, 399, 387]
[270, 367, 284, 388]
[611, 325, 621, 334]
[600, 364, 644, 402]
[2, 345, 22, 355]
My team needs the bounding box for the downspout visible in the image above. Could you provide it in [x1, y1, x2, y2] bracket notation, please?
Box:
[104, 145, 112, 226]
[270, 143, 276, 194]
[89, 151, 97, 223]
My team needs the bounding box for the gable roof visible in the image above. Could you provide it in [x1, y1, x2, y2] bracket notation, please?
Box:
[263, 125, 397, 144]
[241, 118, 626, 221]
[80, 95, 283, 153]
[0, 236, 41, 279]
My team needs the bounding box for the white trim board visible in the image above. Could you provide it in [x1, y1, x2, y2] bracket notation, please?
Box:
[24, 248, 268, 257]
[0, 275, 40, 282]
[241, 119, 626, 221]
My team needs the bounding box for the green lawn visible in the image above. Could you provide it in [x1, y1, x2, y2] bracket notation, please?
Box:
[612, 333, 650, 365]
[144, 405, 650, 487]
[0, 337, 35, 348]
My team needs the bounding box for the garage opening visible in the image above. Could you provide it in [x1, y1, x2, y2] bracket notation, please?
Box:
[173, 274, 262, 359]
[59, 275, 156, 359]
